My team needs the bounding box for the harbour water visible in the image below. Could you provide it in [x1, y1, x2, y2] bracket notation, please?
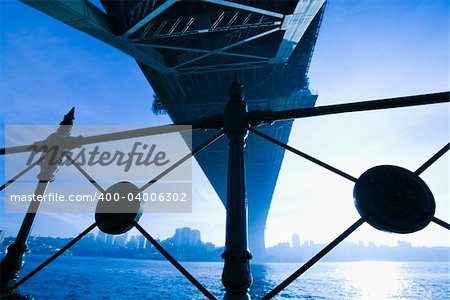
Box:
[13, 255, 449, 299]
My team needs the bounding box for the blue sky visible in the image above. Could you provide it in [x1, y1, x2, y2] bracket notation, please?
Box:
[0, 0, 448, 248]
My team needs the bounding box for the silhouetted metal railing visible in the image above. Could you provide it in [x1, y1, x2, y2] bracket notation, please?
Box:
[0, 117, 224, 299]
[249, 128, 449, 298]
[1, 86, 448, 299]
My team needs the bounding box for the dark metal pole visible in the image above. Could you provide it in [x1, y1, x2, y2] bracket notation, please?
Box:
[415, 143, 449, 176]
[0, 115, 224, 155]
[249, 128, 357, 182]
[6, 223, 97, 292]
[0, 108, 75, 295]
[221, 77, 253, 298]
[0, 181, 49, 295]
[134, 222, 216, 300]
[0, 156, 44, 191]
[64, 154, 105, 193]
[262, 218, 365, 300]
[139, 129, 225, 192]
[432, 216, 450, 230]
[247, 91, 449, 125]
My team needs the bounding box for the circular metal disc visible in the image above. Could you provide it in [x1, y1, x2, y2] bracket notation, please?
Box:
[353, 165, 435, 234]
[95, 181, 142, 235]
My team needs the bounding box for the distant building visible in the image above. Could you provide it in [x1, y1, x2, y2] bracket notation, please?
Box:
[97, 231, 107, 243]
[204, 242, 215, 252]
[173, 227, 201, 246]
[397, 241, 412, 248]
[292, 234, 300, 248]
[105, 234, 113, 245]
[127, 235, 138, 249]
[86, 233, 95, 241]
[137, 235, 146, 250]
[270, 242, 291, 258]
[0, 230, 5, 244]
[303, 240, 314, 247]
[114, 233, 128, 248]
[189, 230, 201, 245]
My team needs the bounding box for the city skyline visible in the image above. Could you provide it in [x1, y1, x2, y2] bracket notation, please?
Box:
[1, 226, 447, 263]
[0, 0, 448, 249]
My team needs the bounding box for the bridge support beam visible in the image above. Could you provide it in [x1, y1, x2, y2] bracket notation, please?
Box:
[221, 77, 253, 298]
[248, 216, 267, 261]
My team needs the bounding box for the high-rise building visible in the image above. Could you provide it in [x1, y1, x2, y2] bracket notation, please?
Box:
[137, 235, 146, 250]
[173, 227, 202, 246]
[127, 236, 138, 249]
[292, 234, 300, 248]
[97, 231, 107, 243]
[189, 229, 201, 246]
[114, 233, 128, 248]
[105, 234, 114, 245]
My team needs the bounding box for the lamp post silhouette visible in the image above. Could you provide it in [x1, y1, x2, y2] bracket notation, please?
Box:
[221, 77, 253, 298]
